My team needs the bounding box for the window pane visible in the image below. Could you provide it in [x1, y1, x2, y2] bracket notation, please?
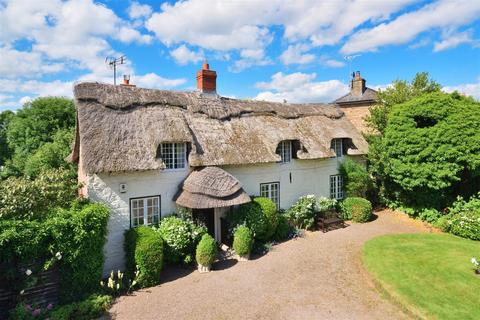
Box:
[131, 197, 160, 227]
[175, 143, 186, 169]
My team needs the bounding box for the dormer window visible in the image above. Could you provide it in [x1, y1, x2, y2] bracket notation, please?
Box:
[276, 140, 292, 163]
[159, 142, 186, 169]
[331, 138, 344, 158]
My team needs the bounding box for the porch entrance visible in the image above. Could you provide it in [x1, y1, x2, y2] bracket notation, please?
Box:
[192, 208, 215, 238]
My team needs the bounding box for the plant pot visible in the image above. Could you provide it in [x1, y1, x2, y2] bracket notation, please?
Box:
[236, 253, 250, 261]
[197, 264, 211, 273]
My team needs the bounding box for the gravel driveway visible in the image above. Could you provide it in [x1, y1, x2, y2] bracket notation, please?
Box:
[109, 210, 435, 320]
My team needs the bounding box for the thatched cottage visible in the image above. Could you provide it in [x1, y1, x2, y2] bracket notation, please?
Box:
[71, 63, 368, 274]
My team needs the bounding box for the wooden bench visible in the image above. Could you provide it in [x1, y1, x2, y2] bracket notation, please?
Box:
[317, 210, 345, 233]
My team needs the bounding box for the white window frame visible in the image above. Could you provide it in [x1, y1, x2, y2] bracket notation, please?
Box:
[260, 182, 280, 209]
[277, 140, 292, 163]
[330, 175, 344, 200]
[331, 138, 343, 158]
[161, 142, 186, 170]
[130, 196, 161, 227]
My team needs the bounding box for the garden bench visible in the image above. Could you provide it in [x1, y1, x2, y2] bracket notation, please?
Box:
[317, 210, 345, 233]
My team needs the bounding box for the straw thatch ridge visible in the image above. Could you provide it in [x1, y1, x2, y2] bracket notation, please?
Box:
[72, 82, 368, 174]
[175, 166, 251, 209]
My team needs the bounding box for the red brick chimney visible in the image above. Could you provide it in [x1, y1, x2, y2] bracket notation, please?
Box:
[196, 61, 216, 94]
[351, 71, 366, 97]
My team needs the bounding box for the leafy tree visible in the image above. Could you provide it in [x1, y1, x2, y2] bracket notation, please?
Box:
[379, 92, 480, 208]
[366, 72, 441, 134]
[5, 97, 75, 174]
[0, 110, 14, 166]
[339, 158, 372, 198]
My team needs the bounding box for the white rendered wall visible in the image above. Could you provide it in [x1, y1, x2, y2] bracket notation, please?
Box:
[87, 157, 347, 274]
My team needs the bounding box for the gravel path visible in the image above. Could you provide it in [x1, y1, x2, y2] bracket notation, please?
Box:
[109, 210, 435, 320]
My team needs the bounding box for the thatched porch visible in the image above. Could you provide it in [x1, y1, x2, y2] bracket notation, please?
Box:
[175, 166, 250, 242]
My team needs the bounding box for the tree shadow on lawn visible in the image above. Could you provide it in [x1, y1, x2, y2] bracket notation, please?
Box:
[159, 264, 195, 285]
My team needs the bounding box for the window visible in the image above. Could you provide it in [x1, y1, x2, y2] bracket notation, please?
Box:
[160, 142, 186, 169]
[330, 175, 344, 200]
[260, 182, 280, 209]
[331, 138, 344, 158]
[130, 196, 160, 227]
[276, 140, 292, 163]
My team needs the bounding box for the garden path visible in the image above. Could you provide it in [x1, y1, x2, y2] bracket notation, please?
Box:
[109, 210, 434, 320]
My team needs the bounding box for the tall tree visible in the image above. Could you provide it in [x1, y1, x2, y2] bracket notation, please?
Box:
[0, 110, 14, 166]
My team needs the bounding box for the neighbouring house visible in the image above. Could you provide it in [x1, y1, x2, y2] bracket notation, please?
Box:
[334, 71, 378, 133]
[70, 63, 368, 274]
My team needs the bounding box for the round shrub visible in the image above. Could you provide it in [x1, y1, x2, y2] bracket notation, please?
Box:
[195, 234, 217, 266]
[341, 197, 372, 223]
[156, 216, 207, 264]
[273, 214, 292, 241]
[228, 198, 274, 241]
[233, 226, 253, 256]
[124, 226, 164, 288]
[254, 197, 278, 240]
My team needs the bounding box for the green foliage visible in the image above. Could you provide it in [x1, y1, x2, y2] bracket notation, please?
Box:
[233, 226, 253, 256]
[380, 92, 480, 208]
[124, 226, 164, 288]
[340, 197, 372, 223]
[228, 197, 278, 241]
[339, 158, 372, 198]
[273, 214, 293, 242]
[440, 194, 480, 241]
[48, 294, 112, 320]
[0, 168, 78, 220]
[365, 72, 441, 134]
[0, 110, 14, 166]
[317, 197, 337, 212]
[285, 195, 317, 229]
[0, 202, 110, 303]
[155, 216, 206, 264]
[195, 234, 217, 266]
[4, 97, 75, 175]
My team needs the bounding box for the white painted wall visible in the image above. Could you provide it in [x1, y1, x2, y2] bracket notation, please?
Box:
[87, 157, 346, 275]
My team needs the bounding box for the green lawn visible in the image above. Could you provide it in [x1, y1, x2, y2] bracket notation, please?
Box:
[363, 233, 480, 320]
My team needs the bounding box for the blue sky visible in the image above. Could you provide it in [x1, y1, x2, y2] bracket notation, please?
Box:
[0, 0, 479, 111]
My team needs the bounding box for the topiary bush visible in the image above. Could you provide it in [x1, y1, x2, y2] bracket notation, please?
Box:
[340, 197, 372, 223]
[233, 226, 253, 257]
[228, 197, 278, 242]
[285, 195, 317, 229]
[195, 234, 217, 267]
[155, 216, 207, 264]
[124, 226, 164, 288]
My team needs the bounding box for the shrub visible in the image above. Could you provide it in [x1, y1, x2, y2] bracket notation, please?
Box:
[444, 211, 480, 241]
[48, 294, 112, 320]
[339, 158, 372, 198]
[273, 214, 292, 241]
[233, 226, 253, 256]
[285, 195, 316, 229]
[195, 234, 217, 267]
[124, 226, 164, 288]
[228, 198, 277, 241]
[155, 216, 206, 264]
[0, 168, 78, 220]
[341, 197, 372, 223]
[317, 197, 337, 213]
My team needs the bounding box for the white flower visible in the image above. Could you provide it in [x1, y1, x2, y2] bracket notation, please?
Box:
[55, 252, 62, 260]
[25, 269, 32, 276]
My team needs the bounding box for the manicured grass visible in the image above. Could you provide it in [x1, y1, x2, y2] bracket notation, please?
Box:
[363, 233, 480, 320]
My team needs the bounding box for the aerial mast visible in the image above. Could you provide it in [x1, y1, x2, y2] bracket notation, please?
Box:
[105, 55, 126, 85]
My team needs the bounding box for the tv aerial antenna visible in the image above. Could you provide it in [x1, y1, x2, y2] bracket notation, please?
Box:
[105, 55, 126, 85]
[343, 54, 361, 79]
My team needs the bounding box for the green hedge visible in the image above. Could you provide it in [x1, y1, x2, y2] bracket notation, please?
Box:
[0, 201, 110, 303]
[195, 234, 217, 266]
[341, 197, 372, 223]
[124, 226, 164, 288]
[233, 226, 253, 256]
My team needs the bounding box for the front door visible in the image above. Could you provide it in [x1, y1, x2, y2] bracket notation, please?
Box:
[192, 208, 215, 238]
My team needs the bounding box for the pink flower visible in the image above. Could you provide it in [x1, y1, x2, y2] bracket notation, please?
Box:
[25, 304, 33, 311]
[32, 308, 41, 316]
[47, 303, 54, 310]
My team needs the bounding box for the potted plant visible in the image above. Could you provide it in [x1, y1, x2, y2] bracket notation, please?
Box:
[195, 234, 217, 273]
[233, 226, 253, 261]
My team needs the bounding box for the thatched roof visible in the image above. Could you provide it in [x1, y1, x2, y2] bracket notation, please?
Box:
[334, 87, 377, 105]
[72, 82, 368, 173]
[175, 166, 250, 208]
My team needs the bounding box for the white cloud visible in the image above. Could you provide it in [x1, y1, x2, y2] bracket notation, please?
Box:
[127, 2, 153, 19]
[229, 48, 272, 73]
[0, 47, 64, 78]
[319, 56, 345, 68]
[133, 73, 187, 89]
[19, 96, 33, 105]
[0, 78, 73, 97]
[280, 44, 315, 65]
[170, 45, 204, 65]
[342, 0, 480, 54]
[433, 28, 477, 52]
[117, 27, 153, 44]
[254, 72, 349, 103]
[444, 79, 480, 100]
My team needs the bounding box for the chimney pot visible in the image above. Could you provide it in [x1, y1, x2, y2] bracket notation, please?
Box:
[196, 61, 217, 94]
[351, 71, 366, 97]
[356, 71, 361, 79]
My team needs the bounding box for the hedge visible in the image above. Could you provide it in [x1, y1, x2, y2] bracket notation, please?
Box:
[195, 234, 217, 267]
[233, 226, 253, 256]
[341, 197, 372, 223]
[124, 226, 164, 288]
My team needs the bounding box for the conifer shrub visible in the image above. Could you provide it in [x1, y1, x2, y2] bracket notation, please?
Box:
[195, 234, 217, 267]
[233, 226, 253, 256]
